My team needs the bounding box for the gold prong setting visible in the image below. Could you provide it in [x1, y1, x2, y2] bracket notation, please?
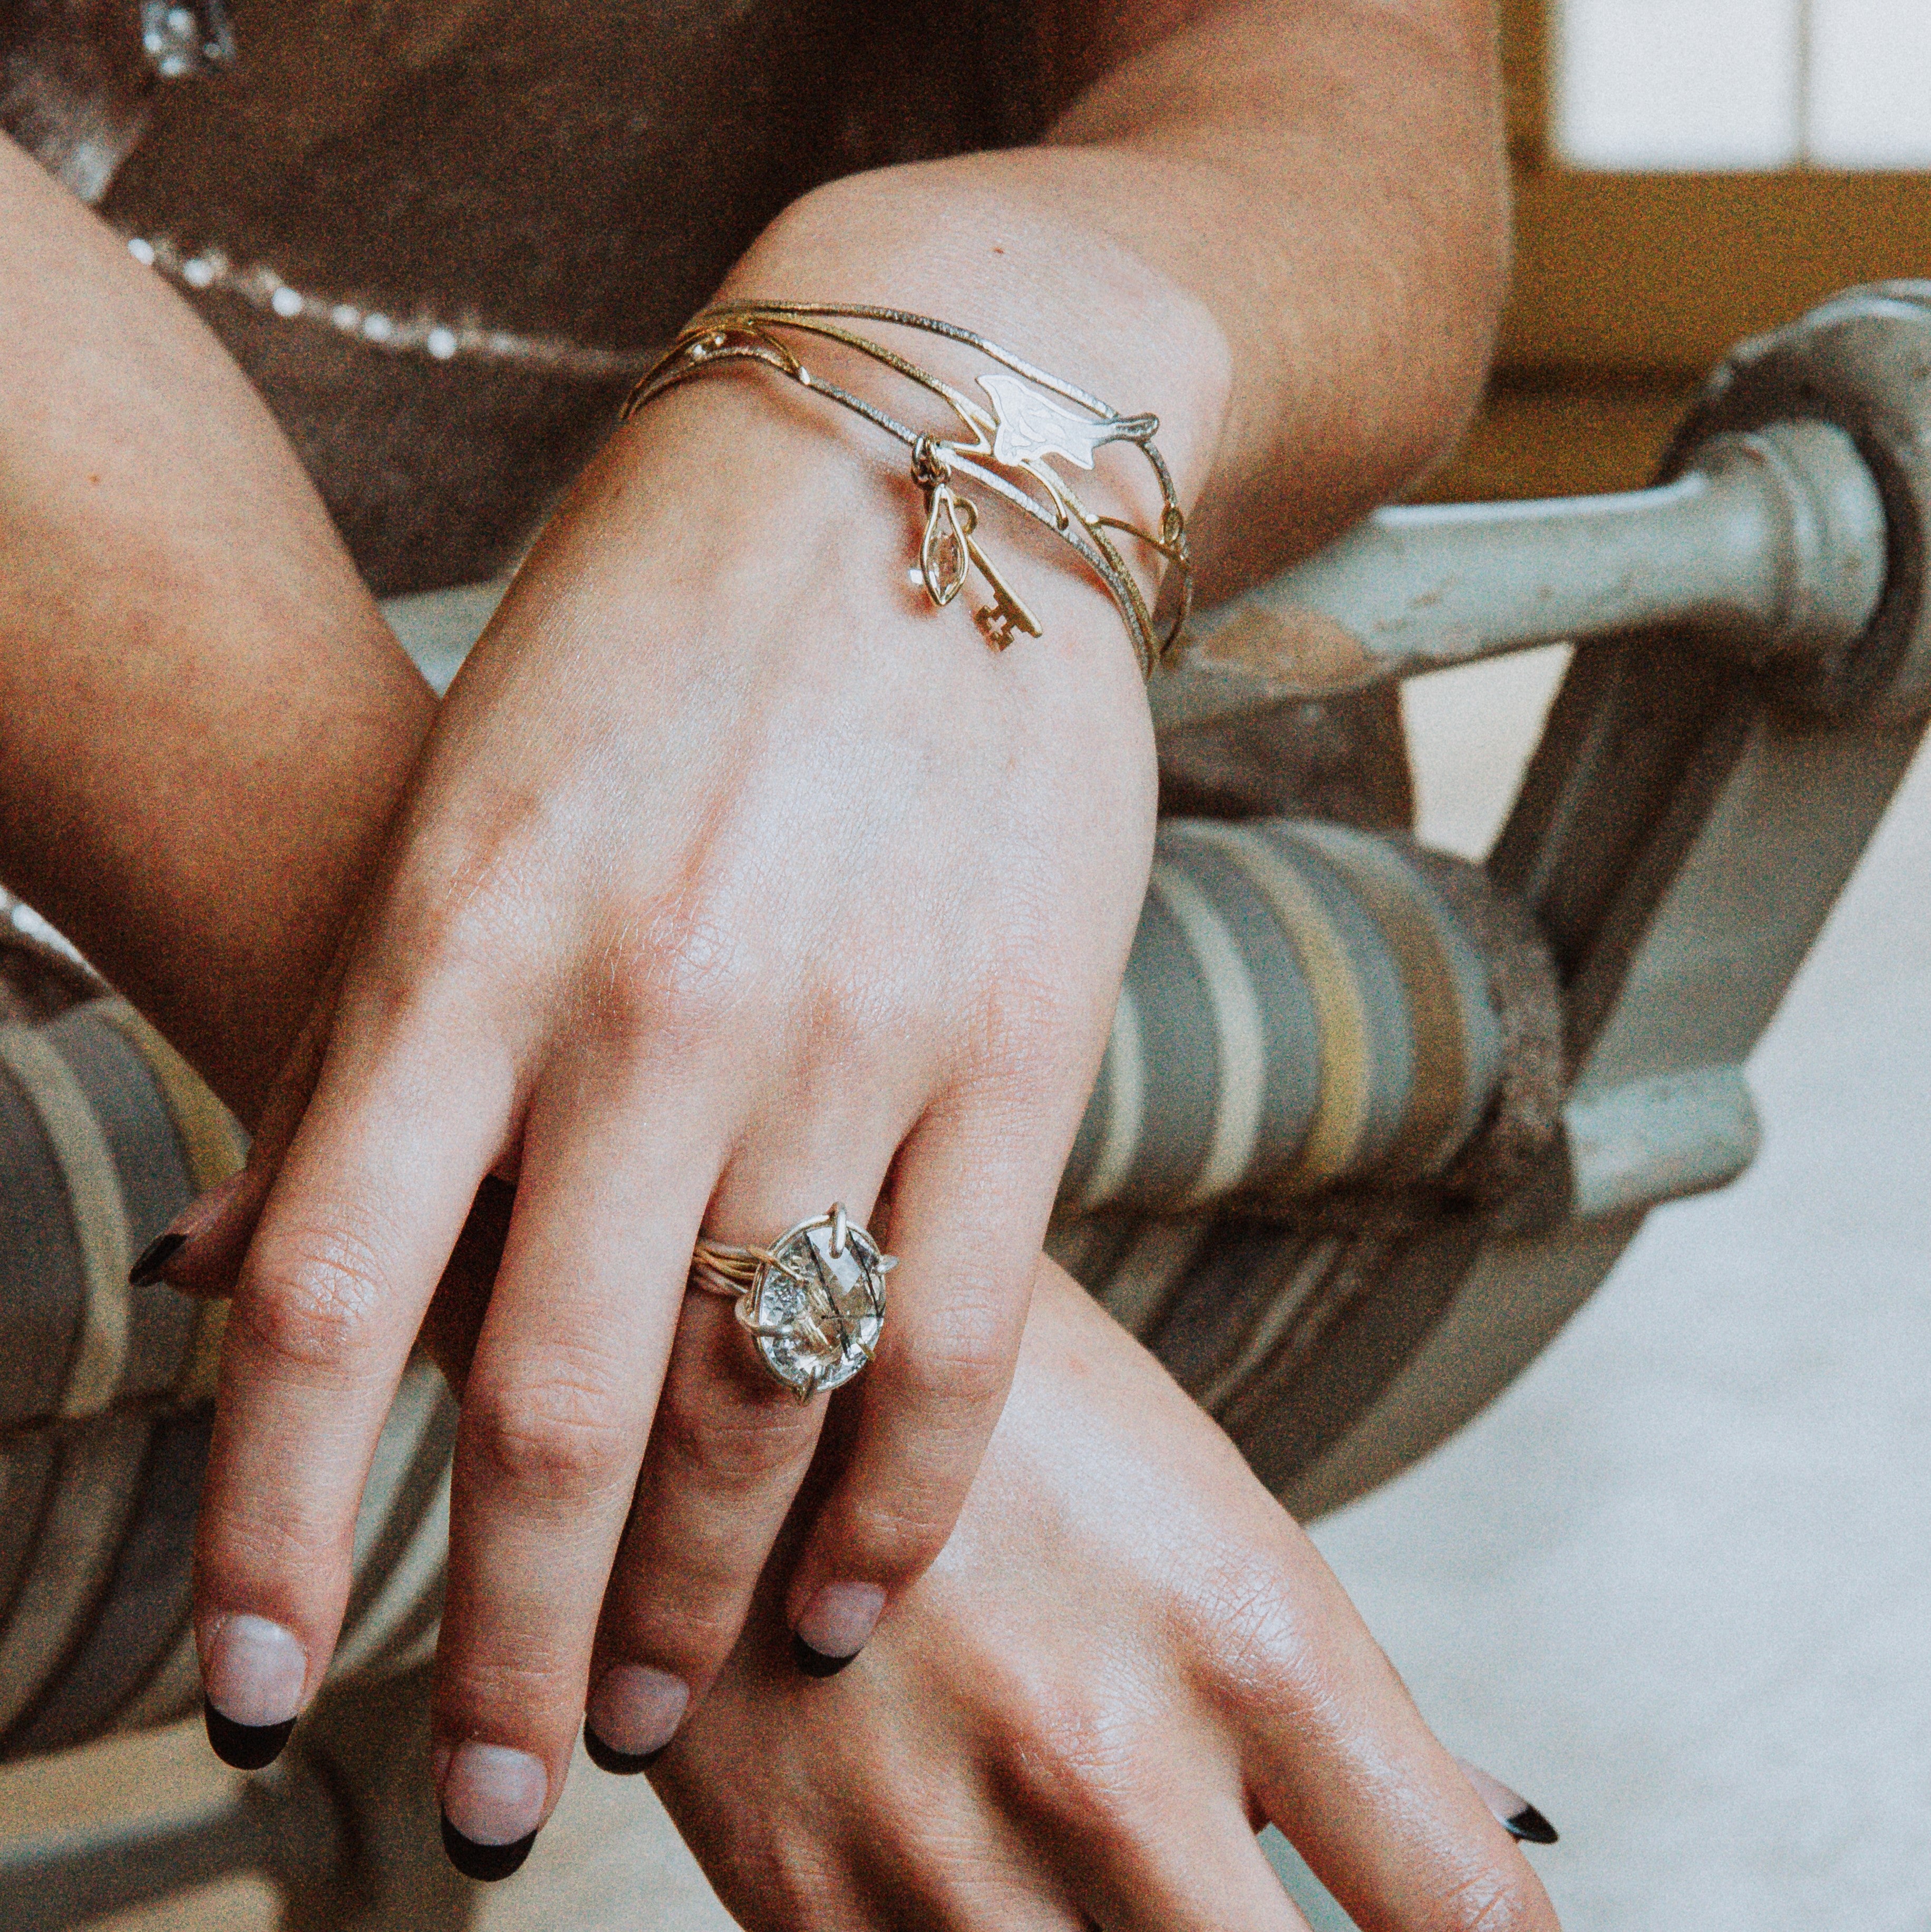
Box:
[690, 1204, 895, 1401]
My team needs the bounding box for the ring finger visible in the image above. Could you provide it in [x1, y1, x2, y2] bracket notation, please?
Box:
[584, 1104, 905, 1767]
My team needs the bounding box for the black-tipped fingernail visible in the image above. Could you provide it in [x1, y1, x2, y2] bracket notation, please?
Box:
[792, 1630, 858, 1678]
[582, 1721, 667, 1776]
[130, 1231, 187, 1288]
[440, 1813, 538, 1882]
[1505, 1802, 1559, 1846]
[204, 1703, 295, 1771]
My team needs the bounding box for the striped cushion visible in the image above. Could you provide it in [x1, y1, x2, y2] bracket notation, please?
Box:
[0, 996, 451, 1759]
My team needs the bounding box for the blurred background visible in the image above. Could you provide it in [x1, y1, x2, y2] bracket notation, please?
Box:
[1431, 0, 1931, 506]
[5, 2, 1929, 1926]
[1320, 6, 1931, 1921]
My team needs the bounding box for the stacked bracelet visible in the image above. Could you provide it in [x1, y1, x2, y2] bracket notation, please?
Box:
[622, 302, 1192, 680]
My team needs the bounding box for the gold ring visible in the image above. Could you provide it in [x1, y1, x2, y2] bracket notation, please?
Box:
[689, 1203, 895, 1401]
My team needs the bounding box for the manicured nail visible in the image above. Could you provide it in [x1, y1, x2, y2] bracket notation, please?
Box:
[440, 1742, 546, 1881]
[201, 1614, 307, 1769]
[441, 1814, 538, 1883]
[1456, 1758, 1559, 1846]
[583, 1665, 688, 1773]
[129, 1231, 187, 1289]
[130, 1172, 248, 1287]
[1501, 1799, 1559, 1846]
[793, 1581, 886, 1677]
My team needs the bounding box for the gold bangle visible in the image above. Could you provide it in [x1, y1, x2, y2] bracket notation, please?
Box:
[622, 302, 1192, 680]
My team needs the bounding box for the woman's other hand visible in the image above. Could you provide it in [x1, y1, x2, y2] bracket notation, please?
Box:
[655, 1260, 1562, 1932]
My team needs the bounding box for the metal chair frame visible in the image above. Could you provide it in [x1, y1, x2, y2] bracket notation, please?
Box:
[3, 284, 1927, 1928]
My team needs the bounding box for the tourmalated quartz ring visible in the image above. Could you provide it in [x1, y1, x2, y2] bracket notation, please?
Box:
[688, 1204, 894, 1400]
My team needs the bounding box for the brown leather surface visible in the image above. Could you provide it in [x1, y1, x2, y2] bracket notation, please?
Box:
[6, 1, 1044, 591]
[1157, 689, 1418, 832]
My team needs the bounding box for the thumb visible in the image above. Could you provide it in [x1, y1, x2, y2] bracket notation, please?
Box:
[127, 938, 350, 1297]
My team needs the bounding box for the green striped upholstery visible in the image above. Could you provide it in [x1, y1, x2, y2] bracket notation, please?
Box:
[1061, 819, 1504, 1214]
[0, 997, 451, 1761]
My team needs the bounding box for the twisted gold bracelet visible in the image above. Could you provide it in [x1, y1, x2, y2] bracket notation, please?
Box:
[622, 302, 1192, 680]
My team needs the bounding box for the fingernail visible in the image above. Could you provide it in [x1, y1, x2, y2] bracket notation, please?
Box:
[201, 1614, 307, 1769]
[442, 1814, 538, 1882]
[440, 1741, 547, 1880]
[1457, 1759, 1559, 1846]
[129, 1231, 187, 1289]
[793, 1581, 886, 1677]
[583, 1665, 688, 1773]
[1502, 1799, 1559, 1846]
[130, 1172, 248, 1287]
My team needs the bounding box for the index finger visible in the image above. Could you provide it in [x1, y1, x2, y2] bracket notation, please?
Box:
[193, 999, 512, 1767]
[1227, 1538, 1561, 1932]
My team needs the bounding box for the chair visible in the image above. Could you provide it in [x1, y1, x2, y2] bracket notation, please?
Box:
[2, 283, 1925, 1928]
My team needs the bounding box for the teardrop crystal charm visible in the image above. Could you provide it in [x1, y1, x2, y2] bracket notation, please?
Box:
[920, 482, 972, 608]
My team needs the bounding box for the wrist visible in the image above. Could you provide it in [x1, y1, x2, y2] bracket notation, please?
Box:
[620, 237, 1221, 685]
[567, 350, 1154, 716]
[728, 162, 1233, 482]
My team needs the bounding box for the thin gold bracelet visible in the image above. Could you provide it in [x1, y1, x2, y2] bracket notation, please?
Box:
[622, 302, 1192, 680]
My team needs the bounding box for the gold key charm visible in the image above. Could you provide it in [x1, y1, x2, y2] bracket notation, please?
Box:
[963, 531, 1042, 651]
[910, 439, 1043, 651]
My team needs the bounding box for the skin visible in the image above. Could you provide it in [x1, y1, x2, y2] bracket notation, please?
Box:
[655, 1262, 1551, 1931]
[0, 162, 1556, 1916]
[0, 0, 1516, 1885]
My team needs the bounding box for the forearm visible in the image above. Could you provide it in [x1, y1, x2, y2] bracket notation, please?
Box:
[0, 0, 1501, 1110]
[0, 133, 433, 1118]
[729, 0, 1505, 597]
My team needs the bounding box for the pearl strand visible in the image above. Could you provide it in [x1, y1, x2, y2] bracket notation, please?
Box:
[124, 231, 660, 380]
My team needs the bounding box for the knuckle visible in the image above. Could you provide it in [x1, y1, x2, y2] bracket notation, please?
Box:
[624, 1591, 746, 1670]
[793, 974, 870, 1071]
[719, 1838, 853, 1932]
[656, 1368, 818, 1489]
[828, 1491, 956, 1580]
[202, 1489, 354, 1588]
[237, 1222, 395, 1380]
[465, 1358, 639, 1505]
[1171, 1545, 1333, 1708]
[577, 896, 762, 1062]
[435, 1651, 578, 1737]
[1010, 1690, 1151, 1838]
[796, 965, 926, 1084]
[381, 807, 549, 996]
[891, 1313, 1014, 1423]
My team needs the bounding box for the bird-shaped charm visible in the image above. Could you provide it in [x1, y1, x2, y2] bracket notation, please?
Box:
[969, 373, 1160, 527]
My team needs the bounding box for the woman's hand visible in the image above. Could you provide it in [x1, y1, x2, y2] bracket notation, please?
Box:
[93, 0, 1507, 1854]
[176, 262, 1207, 1847]
[651, 1259, 1562, 1932]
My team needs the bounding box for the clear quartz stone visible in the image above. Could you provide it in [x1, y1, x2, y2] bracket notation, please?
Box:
[750, 1220, 887, 1397]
